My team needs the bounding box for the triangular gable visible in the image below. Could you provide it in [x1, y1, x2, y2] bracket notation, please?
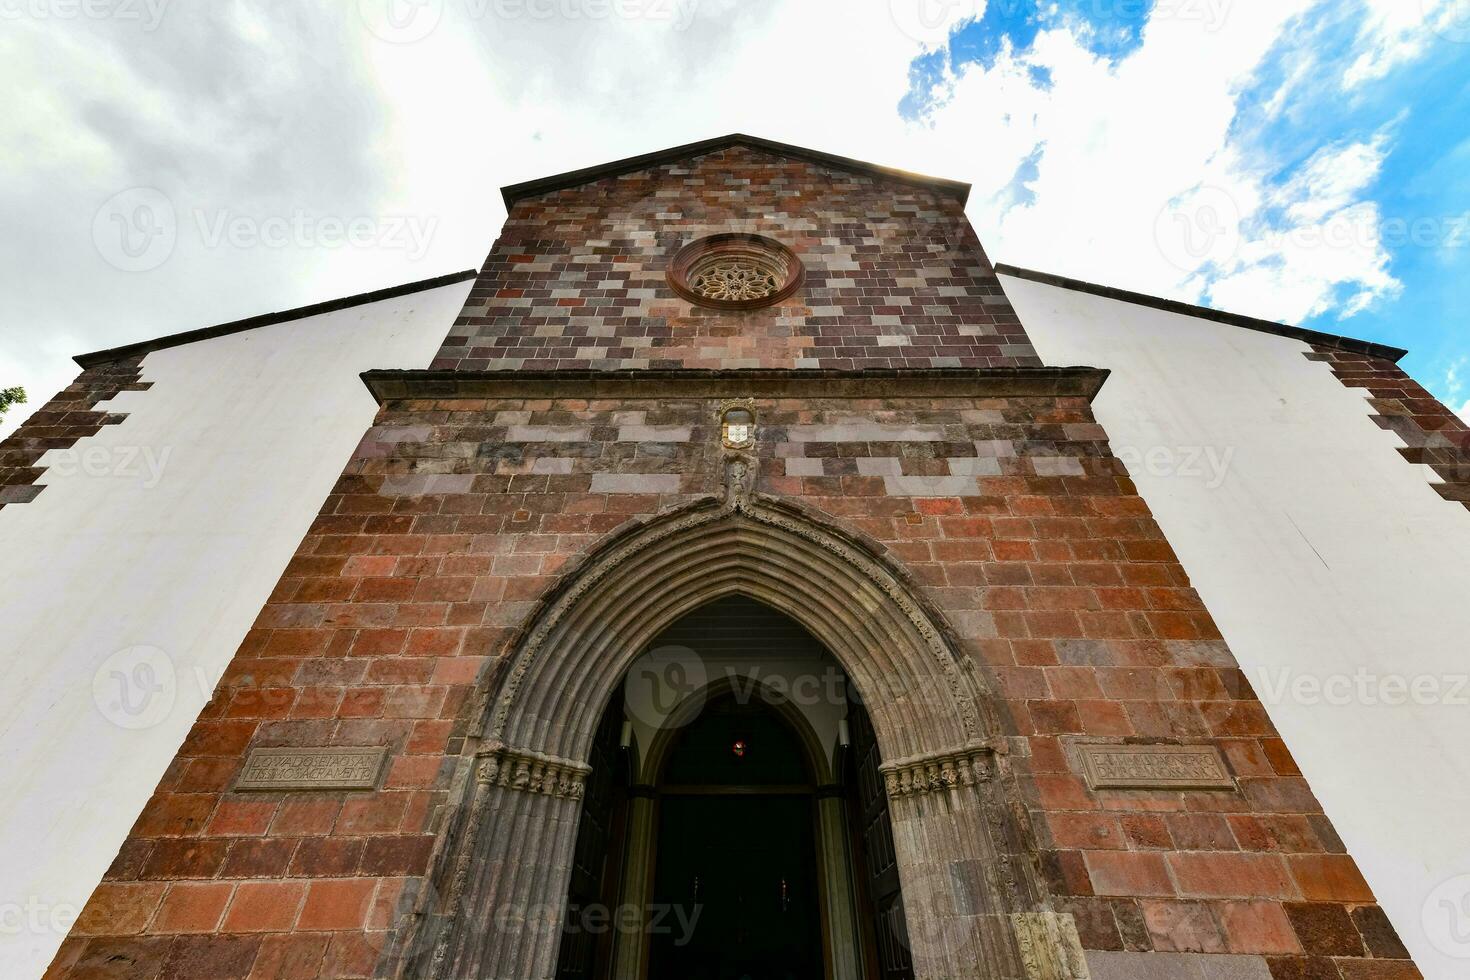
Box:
[499, 133, 972, 209]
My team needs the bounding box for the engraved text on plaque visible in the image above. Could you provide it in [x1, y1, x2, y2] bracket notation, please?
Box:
[1078, 743, 1234, 791]
[234, 747, 387, 792]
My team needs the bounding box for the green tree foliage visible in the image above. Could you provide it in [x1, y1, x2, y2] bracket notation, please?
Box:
[0, 386, 26, 424]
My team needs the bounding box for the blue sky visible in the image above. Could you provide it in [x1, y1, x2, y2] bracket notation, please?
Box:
[900, 0, 1470, 414]
[1, 0, 1466, 438]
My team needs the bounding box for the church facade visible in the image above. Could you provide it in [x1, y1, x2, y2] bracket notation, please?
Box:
[5, 136, 1467, 979]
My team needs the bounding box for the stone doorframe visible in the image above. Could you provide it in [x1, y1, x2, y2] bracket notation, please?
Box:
[382, 458, 1090, 980]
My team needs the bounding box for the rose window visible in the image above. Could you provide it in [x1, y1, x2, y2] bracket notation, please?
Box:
[667, 234, 804, 310]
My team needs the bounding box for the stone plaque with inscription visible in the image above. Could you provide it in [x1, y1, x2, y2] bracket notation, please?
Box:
[234, 747, 387, 792]
[1077, 744, 1234, 791]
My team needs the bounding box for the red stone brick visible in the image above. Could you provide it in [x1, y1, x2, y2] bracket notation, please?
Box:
[1289, 855, 1376, 903]
[220, 838, 294, 878]
[149, 882, 233, 934]
[1143, 900, 1225, 952]
[289, 838, 364, 877]
[247, 934, 329, 979]
[70, 883, 167, 936]
[297, 879, 377, 931]
[1084, 851, 1175, 897]
[141, 839, 229, 880]
[222, 881, 306, 933]
[158, 934, 262, 979]
[205, 801, 277, 838]
[1170, 853, 1296, 900]
[1219, 901, 1302, 955]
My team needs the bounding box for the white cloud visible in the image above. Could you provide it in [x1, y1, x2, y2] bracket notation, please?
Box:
[0, 0, 1458, 439]
[1344, 0, 1462, 87]
[901, 2, 1405, 326]
[1459, 400, 1470, 423]
[1208, 137, 1401, 322]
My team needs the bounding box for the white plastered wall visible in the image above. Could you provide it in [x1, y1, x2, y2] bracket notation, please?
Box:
[1001, 273, 1470, 979]
[0, 278, 472, 978]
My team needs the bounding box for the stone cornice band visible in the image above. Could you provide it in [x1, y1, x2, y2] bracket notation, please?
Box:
[361, 367, 1110, 404]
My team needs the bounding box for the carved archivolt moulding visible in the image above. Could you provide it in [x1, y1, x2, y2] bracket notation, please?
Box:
[483, 457, 988, 753]
[667, 233, 804, 310]
[475, 744, 590, 800]
[880, 746, 996, 798]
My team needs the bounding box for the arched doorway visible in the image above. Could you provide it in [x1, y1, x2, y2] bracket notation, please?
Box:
[648, 691, 823, 978]
[393, 472, 1085, 980]
[553, 595, 890, 978]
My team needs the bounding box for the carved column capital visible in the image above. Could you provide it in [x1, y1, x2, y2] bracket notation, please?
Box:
[879, 744, 996, 799]
[474, 745, 590, 800]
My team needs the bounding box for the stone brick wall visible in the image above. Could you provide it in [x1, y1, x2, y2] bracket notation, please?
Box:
[1311, 345, 1470, 510]
[48, 385, 1417, 979]
[435, 145, 1040, 373]
[0, 357, 147, 508]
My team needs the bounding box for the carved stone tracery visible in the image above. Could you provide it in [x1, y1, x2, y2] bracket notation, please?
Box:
[666, 233, 804, 311]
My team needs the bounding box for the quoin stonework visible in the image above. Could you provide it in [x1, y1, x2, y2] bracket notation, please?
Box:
[5, 135, 1467, 979]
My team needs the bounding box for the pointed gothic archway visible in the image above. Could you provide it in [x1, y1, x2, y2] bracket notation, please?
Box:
[389, 460, 1088, 980]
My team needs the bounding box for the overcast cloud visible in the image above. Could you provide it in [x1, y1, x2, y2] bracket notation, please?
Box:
[2, 0, 1467, 438]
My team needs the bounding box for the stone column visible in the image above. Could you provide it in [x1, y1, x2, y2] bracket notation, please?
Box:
[610, 787, 657, 980]
[883, 748, 1087, 980]
[429, 747, 590, 980]
[816, 789, 863, 980]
